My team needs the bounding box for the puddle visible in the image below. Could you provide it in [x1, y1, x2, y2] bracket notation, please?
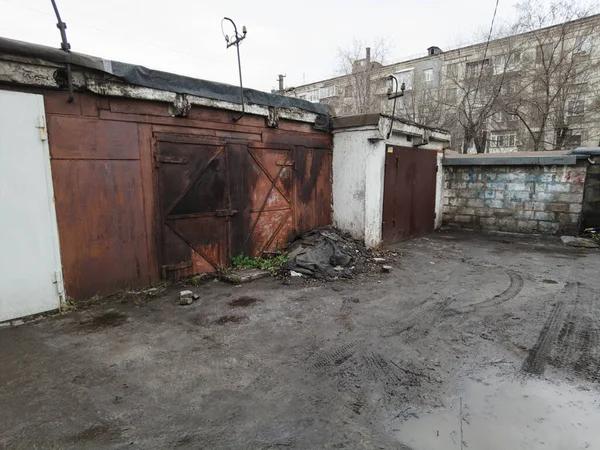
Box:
[395, 370, 600, 450]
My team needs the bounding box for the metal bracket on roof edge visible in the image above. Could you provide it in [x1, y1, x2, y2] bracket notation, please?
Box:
[266, 107, 279, 128]
[313, 114, 331, 132]
[170, 94, 191, 118]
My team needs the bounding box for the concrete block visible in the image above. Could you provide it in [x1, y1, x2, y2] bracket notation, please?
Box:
[538, 221, 560, 234]
[484, 199, 504, 209]
[497, 218, 518, 230]
[534, 211, 554, 221]
[487, 182, 506, 190]
[570, 182, 585, 193]
[498, 172, 522, 182]
[456, 207, 475, 216]
[558, 193, 584, 203]
[454, 215, 474, 223]
[569, 203, 583, 213]
[558, 213, 579, 224]
[524, 201, 546, 211]
[480, 217, 497, 226]
[493, 209, 516, 218]
[222, 268, 271, 284]
[546, 202, 569, 212]
[547, 183, 571, 193]
[468, 182, 485, 190]
[474, 208, 494, 217]
[484, 190, 495, 199]
[466, 199, 485, 208]
[507, 182, 526, 191]
[534, 192, 554, 202]
[538, 173, 556, 183]
[507, 191, 533, 202]
[443, 197, 450, 206]
[514, 211, 535, 220]
[517, 220, 539, 233]
[449, 197, 466, 207]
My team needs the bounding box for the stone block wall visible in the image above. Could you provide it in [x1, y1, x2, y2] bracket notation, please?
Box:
[442, 164, 587, 235]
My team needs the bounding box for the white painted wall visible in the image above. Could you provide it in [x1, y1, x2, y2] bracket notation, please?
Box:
[364, 140, 387, 248]
[332, 126, 375, 241]
[0, 90, 64, 322]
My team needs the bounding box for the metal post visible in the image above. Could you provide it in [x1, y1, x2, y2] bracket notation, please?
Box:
[222, 17, 247, 122]
[50, 0, 74, 103]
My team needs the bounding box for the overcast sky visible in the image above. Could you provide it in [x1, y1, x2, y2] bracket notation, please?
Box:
[1, 0, 521, 92]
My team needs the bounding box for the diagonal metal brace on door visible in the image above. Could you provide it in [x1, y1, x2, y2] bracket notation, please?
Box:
[240, 151, 292, 254]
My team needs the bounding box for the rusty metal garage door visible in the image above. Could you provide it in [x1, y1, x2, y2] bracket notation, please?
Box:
[156, 134, 323, 280]
[382, 145, 437, 244]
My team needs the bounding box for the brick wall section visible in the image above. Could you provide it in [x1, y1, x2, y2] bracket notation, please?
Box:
[442, 164, 587, 235]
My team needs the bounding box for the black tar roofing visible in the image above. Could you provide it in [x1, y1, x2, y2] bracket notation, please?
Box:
[0, 36, 328, 116]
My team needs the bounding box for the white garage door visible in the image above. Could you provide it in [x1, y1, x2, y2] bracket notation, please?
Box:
[0, 90, 64, 322]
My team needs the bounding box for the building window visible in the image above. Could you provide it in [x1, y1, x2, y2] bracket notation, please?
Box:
[446, 87, 457, 103]
[424, 68, 433, 82]
[567, 100, 585, 116]
[574, 36, 592, 55]
[492, 55, 506, 74]
[490, 132, 517, 149]
[466, 59, 490, 78]
[536, 43, 555, 63]
[447, 63, 460, 79]
[304, 86, 339, 102]
[394, 69, 414, 90]
[567, 131, 582, 147]
[318, 86, 338, 99]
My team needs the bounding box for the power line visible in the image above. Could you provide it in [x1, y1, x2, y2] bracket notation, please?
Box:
[474, 0, 501, 102]
[0, 0, 225, 65]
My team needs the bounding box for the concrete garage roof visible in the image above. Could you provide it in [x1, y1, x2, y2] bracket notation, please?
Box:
[0, 36, 328, 123]
[443, 148, 600, 166]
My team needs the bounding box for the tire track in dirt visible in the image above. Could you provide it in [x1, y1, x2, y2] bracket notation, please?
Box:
[522, 282, 579, 376]
[551, 284, 600, 382]
[450, 270, 524, 314]
[308, 343, 426, 417]
[312, 341, 358, 369]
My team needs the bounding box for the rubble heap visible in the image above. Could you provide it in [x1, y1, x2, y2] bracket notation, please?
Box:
[283, 227, 372, 280]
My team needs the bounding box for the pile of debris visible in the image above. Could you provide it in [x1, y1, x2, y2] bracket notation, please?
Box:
[282, 227, 395, 280]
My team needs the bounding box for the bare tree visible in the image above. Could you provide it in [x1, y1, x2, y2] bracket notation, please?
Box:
[336, 38, 390, 114]
[394, 73, 446, 127]
[501, 0, 600, 151]
[441, 39, 520, 153]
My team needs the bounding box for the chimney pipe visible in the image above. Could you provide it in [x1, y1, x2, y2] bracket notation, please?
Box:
[366, 47, 371, 64]
[277, 74, 286, 93]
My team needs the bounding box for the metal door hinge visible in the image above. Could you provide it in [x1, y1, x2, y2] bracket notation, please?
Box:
[51, 270, 64, 295]
[36, 116, 48, 141]
[216, 209, 238, 217]
[154, 154, 189, 165]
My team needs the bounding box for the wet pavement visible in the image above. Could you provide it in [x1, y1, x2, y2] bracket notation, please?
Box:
[396, 367, 600, 449]
[1, 230, 599, 449]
